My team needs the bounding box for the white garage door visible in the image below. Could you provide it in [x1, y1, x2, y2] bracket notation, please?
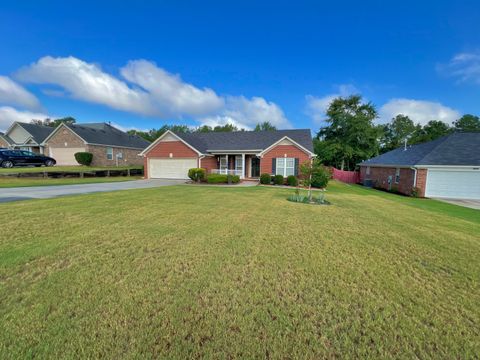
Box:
[425, 169, 480, 199]
[49, 147, 85, 165]
[149, 158, 197, 179]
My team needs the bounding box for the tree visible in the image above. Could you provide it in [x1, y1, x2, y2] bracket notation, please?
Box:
[453, 114, 480, 132]
[316, 95, 380, 170]
[31, 117, 76, 127]
[380, 114, 420, 153]
[410, 120, 452, 144]
[194, 123, 242, 133]
[128, 124, 191, 142]
[254, 121, 277, 131]
[299, 159, 330, 201]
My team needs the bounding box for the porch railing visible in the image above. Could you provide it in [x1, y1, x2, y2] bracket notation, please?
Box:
[211, 169, 243, 176]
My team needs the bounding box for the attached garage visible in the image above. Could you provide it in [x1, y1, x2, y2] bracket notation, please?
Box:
[148, 158, 198, 179]
[49, 147, 85, 165]
[425, 168, 480, 199]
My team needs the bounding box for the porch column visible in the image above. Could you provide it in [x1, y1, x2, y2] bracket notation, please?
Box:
[241, 153, 245, 179]
[225, 155, 228, 175]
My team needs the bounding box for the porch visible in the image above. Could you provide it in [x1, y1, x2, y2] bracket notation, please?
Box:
[208, 154, 261, 179]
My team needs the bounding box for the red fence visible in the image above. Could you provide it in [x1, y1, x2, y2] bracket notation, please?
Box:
[331, 168, 360, 184]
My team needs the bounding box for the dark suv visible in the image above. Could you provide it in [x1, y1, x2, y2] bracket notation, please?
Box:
[0, 149, 56, 168]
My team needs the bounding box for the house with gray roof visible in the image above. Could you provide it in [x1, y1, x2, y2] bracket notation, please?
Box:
[42, 122, 150, 166]
[0, 122, 54, 154]
[140, 129, 315, 180]
[359, 132, 480, 199]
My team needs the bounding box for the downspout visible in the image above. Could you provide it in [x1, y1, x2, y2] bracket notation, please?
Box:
[198, 155, 205, 168]
[410, 167, 417, 187]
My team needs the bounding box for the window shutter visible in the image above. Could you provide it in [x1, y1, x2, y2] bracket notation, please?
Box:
[294, 158, 299, 176]
[272, 158, 276, 175]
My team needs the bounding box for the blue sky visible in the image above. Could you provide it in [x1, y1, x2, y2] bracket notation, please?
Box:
[0, 0, 479, 132]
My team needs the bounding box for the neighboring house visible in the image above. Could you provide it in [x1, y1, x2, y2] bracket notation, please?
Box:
[140, 129, 315, 180]
[0, 122, 54, 154]
[42, 123, 150, 166]
[359, 132, 480, 199]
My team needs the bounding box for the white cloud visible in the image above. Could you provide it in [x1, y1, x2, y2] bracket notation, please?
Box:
[15, 55, 290, 129]
[379, 98, 460, 125]
[306, 84, 358, 123]
[120, 60, 224, 117]
[0, 106, 50, 131]
[16, 56, 155, 116]
[0, 76, 41, 110]
[438, 52, 480, 84]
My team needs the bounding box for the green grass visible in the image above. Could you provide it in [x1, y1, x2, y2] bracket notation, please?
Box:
[0, 176, 142, 188]
[0, 182, 479, 358]
[0, 165, 142, 174]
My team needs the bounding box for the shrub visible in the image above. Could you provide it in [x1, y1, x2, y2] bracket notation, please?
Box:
[188, 168, 206, 182]
[74, 152, 93, 166]
[260, 173, 271, 184]
[411, 186, 420, 198]
[273, 175, 284, 185]
[227, 174, 240, 184]
[310, 166, 330, 188]
[206, 174, 228, 184]
[286, 175, 298, 186]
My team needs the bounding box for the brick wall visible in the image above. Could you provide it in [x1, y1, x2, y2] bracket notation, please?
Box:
[44, 126, 85, 156]
[0, 138, 10, 148]
[145, 140, 197, 158]
[200, 156, 217, 173]
[86, 144, 144, 167]
[415, 169, 428, 197]
[360, 166, 416, 196]
[260, 145, 311, 175]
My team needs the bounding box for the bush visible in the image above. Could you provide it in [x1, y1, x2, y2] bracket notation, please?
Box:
[286, 175, 298, 186]
[74, 152, 93, 166]
[188, 168, 206, 182]
[310, 166, 330, 188]
[260, 173, 271, 184]
[227, 174, 240, 184]
[206, 174, 228, 184]
[273, 175, 284, 185]
[411, 186, 420, 198]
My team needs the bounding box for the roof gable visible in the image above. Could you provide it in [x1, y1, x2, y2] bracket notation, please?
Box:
[174, 129, 313, 154]
[15, 122, 54, 144]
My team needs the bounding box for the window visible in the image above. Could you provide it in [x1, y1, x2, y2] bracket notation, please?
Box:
[219, 156, 228, 173]
[106, 147, 113, 160]
[395, 168, 400, 183]
[235, 155, 243, 174]
[276, 157, 295, 177]
[366, 166, 371, 176]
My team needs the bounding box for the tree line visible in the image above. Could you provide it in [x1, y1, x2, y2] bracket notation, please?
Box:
[315, 95, 480, 171]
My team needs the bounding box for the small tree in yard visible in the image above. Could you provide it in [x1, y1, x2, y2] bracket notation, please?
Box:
[300, 159, 330, 201]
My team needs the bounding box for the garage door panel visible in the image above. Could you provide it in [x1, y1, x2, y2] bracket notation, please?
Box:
[49, 147, 85, 165]
[426, 169, 480, 199]
[149, 158, 197, 179]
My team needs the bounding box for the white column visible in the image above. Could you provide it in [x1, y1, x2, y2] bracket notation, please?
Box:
[225, 155, 228, 174]
[241, 153, 245, 179]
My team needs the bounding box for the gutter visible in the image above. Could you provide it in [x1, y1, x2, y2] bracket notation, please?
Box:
[410, 167, 417, 187]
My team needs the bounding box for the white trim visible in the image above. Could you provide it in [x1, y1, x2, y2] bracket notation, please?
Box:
[139, 130, 202, 156]
[41, 123, 88, 145]
[207, 149, 263, 153]
[258, 136, 315, 157]
[275, 157, 295, 177]
[86, 142, 145, 150]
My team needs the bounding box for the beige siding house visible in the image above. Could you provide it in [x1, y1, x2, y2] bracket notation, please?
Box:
[0, 122, 54, 153]
[43, 123, 150, 166]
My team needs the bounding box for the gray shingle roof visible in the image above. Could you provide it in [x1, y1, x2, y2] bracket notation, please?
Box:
[0, 132, 14, 145]
[175, 129, 313, 153]
[18, 122, 54, 144]
[66, 123, 150, 149]
[360, 132, 480, 167]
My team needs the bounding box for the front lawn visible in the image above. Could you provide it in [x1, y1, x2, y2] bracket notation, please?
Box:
[0, 165, 142, 174]
[0, 182, 478, 358]
[0, 176, 142, 188]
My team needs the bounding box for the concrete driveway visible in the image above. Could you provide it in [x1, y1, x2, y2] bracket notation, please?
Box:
[0, 179, 185, 203]
[434, 198, 480, 210]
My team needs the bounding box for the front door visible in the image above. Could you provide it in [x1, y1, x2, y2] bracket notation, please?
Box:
[251, 157, 260, 178]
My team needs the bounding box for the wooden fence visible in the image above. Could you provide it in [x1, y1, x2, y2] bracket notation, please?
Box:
[331, 168, 360, 184]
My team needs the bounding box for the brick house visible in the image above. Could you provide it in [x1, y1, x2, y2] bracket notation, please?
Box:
[140, 129, 315, 180]
[359, 132, 480, 199]
[42, 123, 150, 166]
[0, 122, 53, 153]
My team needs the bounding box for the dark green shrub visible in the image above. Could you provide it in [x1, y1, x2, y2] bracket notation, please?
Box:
[310, 166, 330, 188]
[188, 168, 206, 182]
[227, 174, 240, 184]
[207, 174, 228, 184]
[273, 175, 284, 185]
[260, 173, 271, 184]
[74, 152, 93, 166]
[286, 175, 298, 186]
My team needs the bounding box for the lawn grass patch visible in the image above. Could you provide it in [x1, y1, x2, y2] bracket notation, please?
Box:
[0, 176, 142, 188]
[0, 182, 478, 358]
